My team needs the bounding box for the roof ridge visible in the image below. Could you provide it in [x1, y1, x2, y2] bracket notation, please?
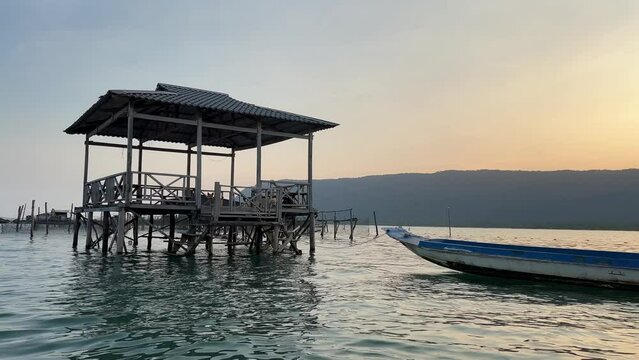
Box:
[110, 89, 176, 95]
[156, 83, 229, 97]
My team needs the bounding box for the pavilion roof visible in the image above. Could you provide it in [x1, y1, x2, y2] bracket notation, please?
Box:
[64, 83, 338, 150]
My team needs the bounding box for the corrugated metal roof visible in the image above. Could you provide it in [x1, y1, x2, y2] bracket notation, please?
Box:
[65, 83, 338, 150]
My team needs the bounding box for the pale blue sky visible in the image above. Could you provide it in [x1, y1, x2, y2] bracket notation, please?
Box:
[1, 1, 638, 216]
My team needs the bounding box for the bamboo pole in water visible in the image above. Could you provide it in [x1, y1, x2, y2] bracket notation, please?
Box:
[147, 215, 153, 251]
[349, 209, 354, 241]
[85, 212, 93, 249]
[30, 200, 35, 239]
[373, 211, 379, 236]
[68, 203, 73, 233]
[102, 212, 110, 256]
[45, 202, 49, 235]
[21, 203, 26, 230]
[16, 205, 22, 232]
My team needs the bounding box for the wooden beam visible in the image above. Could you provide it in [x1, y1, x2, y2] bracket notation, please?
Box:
[147, 215, 153, 251]
[85, 211, 93, 250]
[102, 212, 110, 255]
[137, 139, 143, 199]
[116, 208, 125, 254]
[186, 145, 192, 189]
[230, 148, 235, 188]
[133, 111, 307, 139]
[85, 141, 232, 157]
[88, 106, 129, 137]
[256, 120, 262, 188]
[133, 112, 195, 126]
[196, 111, 203, 209]
[82, 135, 90, 205]
[308, 133, 315, 255]
[126, 102, 134, 205]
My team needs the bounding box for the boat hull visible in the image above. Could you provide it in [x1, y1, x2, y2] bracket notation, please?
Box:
[388, 228, 639, 290]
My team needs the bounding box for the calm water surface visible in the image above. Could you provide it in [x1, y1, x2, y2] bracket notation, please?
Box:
[0, 225, 638, 359]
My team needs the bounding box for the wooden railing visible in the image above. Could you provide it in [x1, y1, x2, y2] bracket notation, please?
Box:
[208, 183, 282, 220]
[83, 173, 311, 221]
[84, 172, 198, 207]
[263, 180, 310, 211]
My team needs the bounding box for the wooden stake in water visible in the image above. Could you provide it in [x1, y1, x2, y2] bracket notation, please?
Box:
[21, 203, 26, 230]
[349, 209, 354, 241]
[147, 215, 153, 251]
[16, 205, 22, 232]
[30, 200, 35, 239]
[68, 203, 73, 233]
[45, 202, 49, 235]
[373, 211, 379, 236]
[447, 207, 452, 238]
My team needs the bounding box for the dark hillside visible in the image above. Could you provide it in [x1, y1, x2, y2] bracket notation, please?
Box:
[312, 170, 639, 230]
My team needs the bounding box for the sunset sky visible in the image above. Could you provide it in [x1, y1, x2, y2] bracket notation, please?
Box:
[0, 0, 638, 216]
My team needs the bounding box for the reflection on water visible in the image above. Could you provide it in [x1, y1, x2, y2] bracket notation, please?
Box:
[60, 251, 321, 359]
[0, 226, 638, 359]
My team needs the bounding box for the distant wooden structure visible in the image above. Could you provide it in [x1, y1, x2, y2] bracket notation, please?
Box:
[65, 83, 337, 256]
[27, 209, 71, 224]
[317, 209, 358, 240]
[9, 201, 75, 238]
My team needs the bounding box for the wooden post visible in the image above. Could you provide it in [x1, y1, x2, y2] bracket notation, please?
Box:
[133, 216, 139, 248]
[72, 209, 80, 249]
[147, 215, 153, 251]
[256, 121, 262, 188]
[137, 140, 143, 199]
[373, 211, 379, 236]
[45, 202, 49, 235]
[186, 146, 192, 190]
[125, 102, 134, 205]
[168, 213, 175, 252]
[213, 182, 221, 223]
[272, 225, 279, 254]
[29, 200, 35, 239]
[447, 207, 452, 238]
[333, 211, 338, 240]
[308, 133, 315, 254]
[116, 208, 125, 254]
[68, 203, 73, 233]
[255, 226, 262, 254]
[349, 209, 354, 241]
[230, 148, 235, 210]
[195, 112, 203, 209]
[85, 212, 93, 249]
[227, 226, 235, 255]
[83, 135, 90, 206]
[102, 212, 110, 255]
[16, 205, 22, 232]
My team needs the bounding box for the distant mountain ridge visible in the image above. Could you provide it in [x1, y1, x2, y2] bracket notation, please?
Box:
[312, 169, 639, 230]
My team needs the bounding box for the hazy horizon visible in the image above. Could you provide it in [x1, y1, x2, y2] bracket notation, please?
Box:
[1, 0, 638, 216]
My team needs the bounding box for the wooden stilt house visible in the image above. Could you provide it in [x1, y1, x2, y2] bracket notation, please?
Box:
[64, 83, 337, 256]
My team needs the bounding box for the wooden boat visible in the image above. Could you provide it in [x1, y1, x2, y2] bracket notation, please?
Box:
[385, 227, 639, 289]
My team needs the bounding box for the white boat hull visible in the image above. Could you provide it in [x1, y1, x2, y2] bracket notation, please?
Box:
[387, 228, 639, 289]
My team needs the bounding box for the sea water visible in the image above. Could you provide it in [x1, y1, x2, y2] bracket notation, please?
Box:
[0, 226, 638, 359]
